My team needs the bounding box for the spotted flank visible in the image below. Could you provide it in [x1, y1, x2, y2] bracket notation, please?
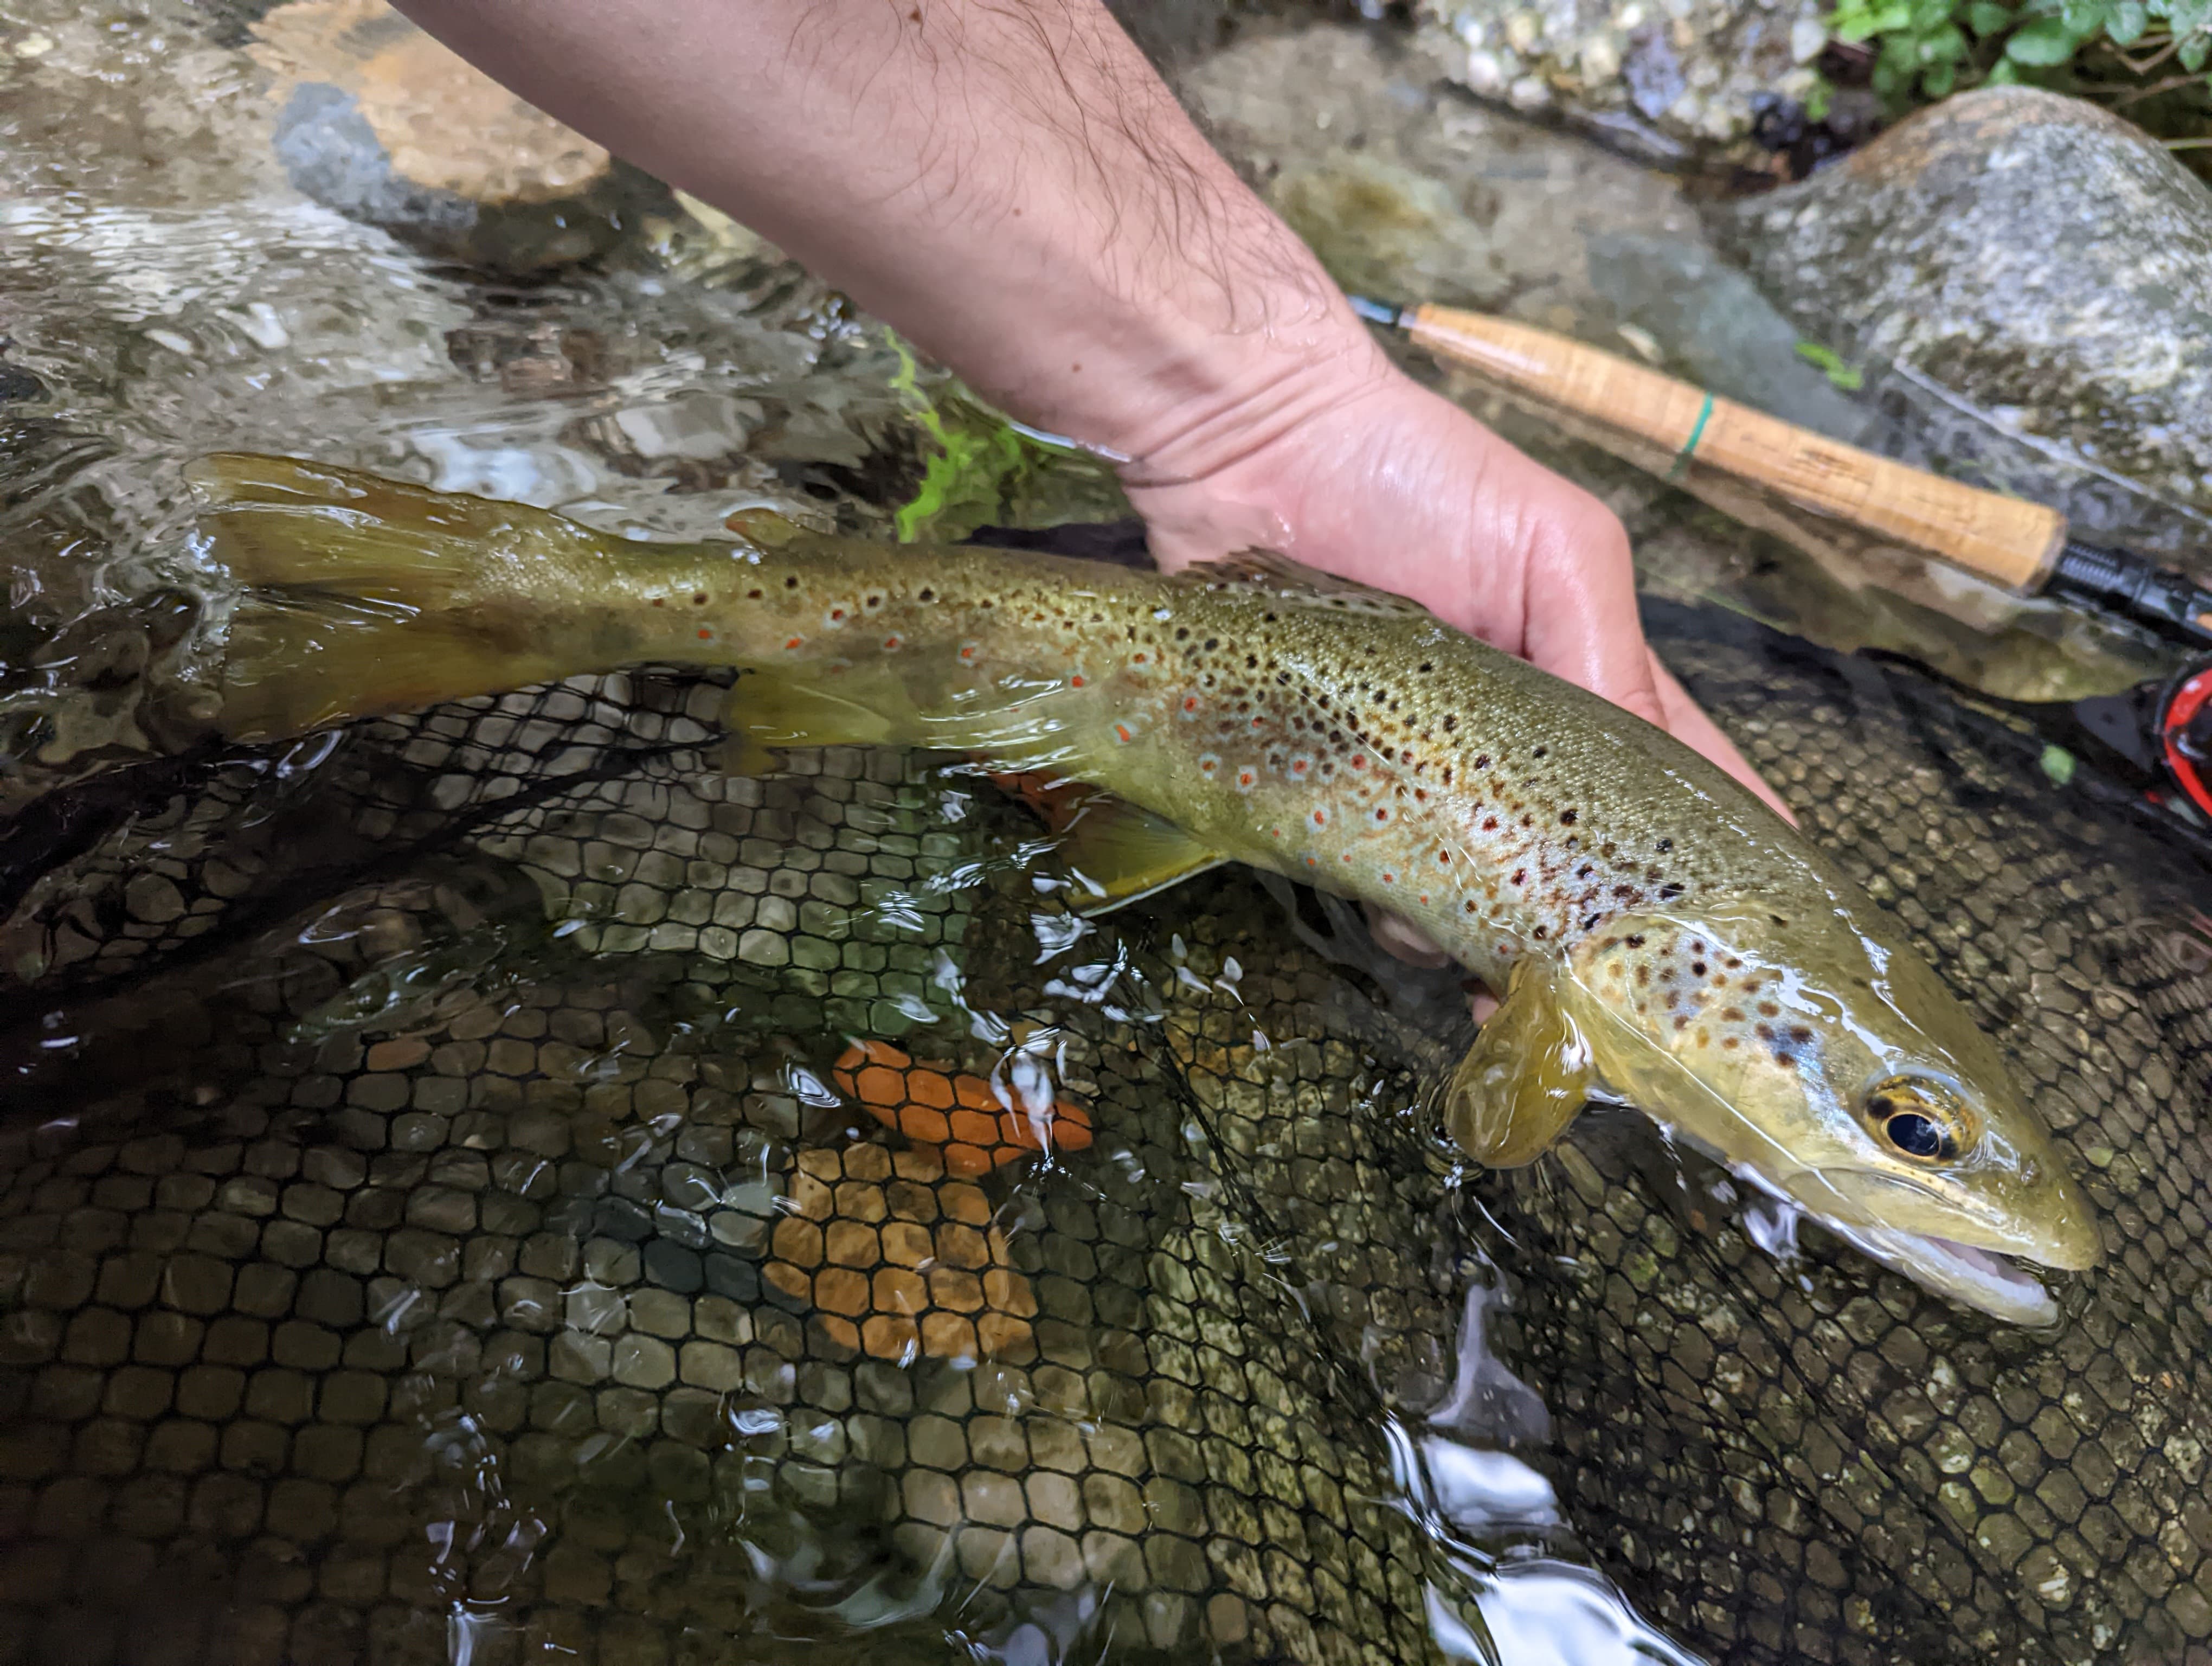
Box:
[188, 452, 2100, 1321]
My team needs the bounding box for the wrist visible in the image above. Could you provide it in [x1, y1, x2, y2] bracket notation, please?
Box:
[917, 193, 1391, 495]
[1097, 296, 1398, 490]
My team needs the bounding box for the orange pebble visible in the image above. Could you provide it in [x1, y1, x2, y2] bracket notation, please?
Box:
[861, 1313, 921, 1363]
[983, 1267, 1039, 1317]
[976, 1312, 1039, 1364]
[771, 1219, 824, 1266]
[906, 1068, 956, 1110]
[891, 1146, 946, 1184]
[940, 1183, 992, 1226]
[997, 1098, 1094, 1156]
[833, 1040, 1092, 1171]
[854, 1065, 908, 1107]
[873, 1267, 928, 1315]
[813, 1267, 872, 1317]
[942, 1143, 995, 1178]
[814, 1315, 862, 1355]
[936, 1223, 991, 1270]
[928, 1267, 986, 1312]
[893, 1104, 952, 1145]
[763, 1261, 811, 1304]
[920, 1311, 978, 1360]
[1050, 1099, 1094, 1151]
[833, 1039, 910, 1100]
[947, 1108, 1000, 1148]
[953, 1074, 1001, 1112]
[825, 1220, 880, 1266]
[880, 1221, 933, 1266]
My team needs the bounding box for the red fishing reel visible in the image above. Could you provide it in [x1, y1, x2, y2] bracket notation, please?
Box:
[2155, 661, 2212, 821]
[2050, 655, 2212, 835]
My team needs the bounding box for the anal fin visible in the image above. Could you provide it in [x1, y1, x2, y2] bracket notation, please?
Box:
[721, 671, 915, 776]
[1057, 797, 1229, 916]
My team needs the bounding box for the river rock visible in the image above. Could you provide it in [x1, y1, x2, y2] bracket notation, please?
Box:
[1724, 87, 2212, 565]
[248, 0, 655, 272]
[1413, 0, 1827, 151]
[0, 360, 45, 403]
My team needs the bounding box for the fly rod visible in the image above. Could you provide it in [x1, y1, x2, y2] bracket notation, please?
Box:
[1349, 295, 2212, 650]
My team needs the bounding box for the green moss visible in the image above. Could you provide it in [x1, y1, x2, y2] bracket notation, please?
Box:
[882, 334, 1121, 542]
[1794, 339, 1866, 390]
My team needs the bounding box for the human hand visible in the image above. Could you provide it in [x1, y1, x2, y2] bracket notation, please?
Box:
[1121, 338, 1797, 824]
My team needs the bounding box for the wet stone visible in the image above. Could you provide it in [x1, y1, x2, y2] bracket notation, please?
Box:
[612, 1336, 676, 1391]
[1726, 86, 2212, 554]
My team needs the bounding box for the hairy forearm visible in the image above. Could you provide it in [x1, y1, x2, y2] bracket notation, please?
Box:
[389, 0, 1384, 475]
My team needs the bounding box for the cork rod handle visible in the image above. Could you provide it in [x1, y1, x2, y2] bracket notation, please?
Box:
[1402, 304, 2068, 594]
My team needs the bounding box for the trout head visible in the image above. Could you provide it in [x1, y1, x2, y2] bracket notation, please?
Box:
[1556, 896, 2100, 1324]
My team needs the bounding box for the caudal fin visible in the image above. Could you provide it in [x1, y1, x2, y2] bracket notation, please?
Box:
[187, 451, 616, 597]
[215, 597, 586, 742]
[189, 453, 610, 741]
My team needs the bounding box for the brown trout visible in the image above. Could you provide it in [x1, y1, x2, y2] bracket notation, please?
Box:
[187, 451, 2098, 1321]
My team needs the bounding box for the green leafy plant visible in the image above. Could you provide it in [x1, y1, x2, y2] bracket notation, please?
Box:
[1794, 340, 1867, 390]
[882, 332, 1131, 542]
[1827, 0, 2212, 107]
[884, 334, 1044, 542]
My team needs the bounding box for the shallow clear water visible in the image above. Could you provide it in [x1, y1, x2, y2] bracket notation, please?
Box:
[5, 7, 2212, 1666]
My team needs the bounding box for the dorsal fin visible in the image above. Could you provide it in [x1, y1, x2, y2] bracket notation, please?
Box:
[1174, 548, 1432, 619]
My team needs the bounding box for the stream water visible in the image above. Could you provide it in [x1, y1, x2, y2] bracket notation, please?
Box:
[4, 7, 2212, 1666]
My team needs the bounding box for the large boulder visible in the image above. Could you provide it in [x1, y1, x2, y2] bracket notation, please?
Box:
[1724, 86, 2212, 565]
[248, 0, 659, 272]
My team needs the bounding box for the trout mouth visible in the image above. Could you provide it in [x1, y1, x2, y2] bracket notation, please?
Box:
[1816, 1219, 2060, 1328]
[1724, 1157, 2072, 1327]
[1804, 1164, 2094, 1325]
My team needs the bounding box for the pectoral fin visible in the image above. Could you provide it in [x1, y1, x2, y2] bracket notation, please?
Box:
[1057, 797, 1230, 915]
[721, 671, 914, 776]
[1445, 956, 1594, 1167]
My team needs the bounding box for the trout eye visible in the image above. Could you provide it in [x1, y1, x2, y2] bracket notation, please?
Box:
[1885, 1111, 1949, 1160]
[1862, 1075, 1973, 1164]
